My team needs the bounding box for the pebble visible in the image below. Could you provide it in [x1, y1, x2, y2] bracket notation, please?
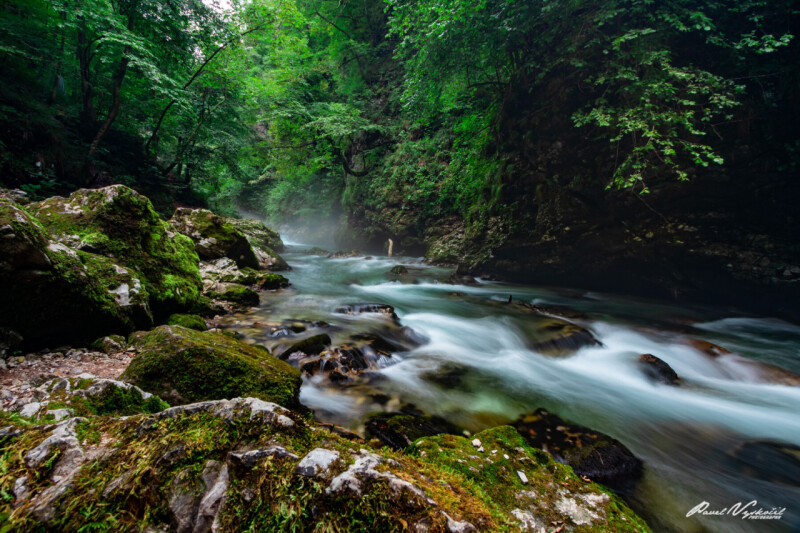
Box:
[517, 471, 528, 484]
[477, 446, 484, 453]
[471, 439, 481, 447]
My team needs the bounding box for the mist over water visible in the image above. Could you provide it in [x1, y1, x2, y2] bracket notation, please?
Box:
[220, 244, 800, 533]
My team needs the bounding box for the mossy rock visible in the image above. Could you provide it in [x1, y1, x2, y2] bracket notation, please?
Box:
[206, 285, 260, 307]
[219, 268, 290, 289]
[32, 185, 202, 317]
[0, 196, 155, 348]
[0, 398, 650, 532]
[228, 218, 289, 270]
[228, 218, 285, 251]
[413, 425, 651, 532]
[166, 313, 208, 331]
[121, 325, 301, 407]
[169, 208, 259, 269]
[513, 409, 643, 494]
[90, 335, 127, 354]
[28, 376, 169, 419]
[188, 295, 226, 317]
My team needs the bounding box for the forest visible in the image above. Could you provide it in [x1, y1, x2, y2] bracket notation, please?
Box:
[1, 0, 799, 532]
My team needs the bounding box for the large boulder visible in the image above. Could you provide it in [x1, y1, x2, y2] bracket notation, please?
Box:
[32, 185, 202, 316]
[0, 196, 154, 348]
[228, 218, 289, 270]
[169, 208, 260, 269]
[121, 325, 301, 408]
[0, 399, 649, 532]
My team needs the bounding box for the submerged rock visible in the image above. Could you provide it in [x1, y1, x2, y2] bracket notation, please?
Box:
[513, 409, 642, 494]
[122, 325, 301, 407]
[638, 354, 680, 385]
[725, 439, 800, 487]
[169, 208, 259, 269]
[328, 249, 361, 258]
[527, 318, 601, 356]
[334, 303, 398, 319]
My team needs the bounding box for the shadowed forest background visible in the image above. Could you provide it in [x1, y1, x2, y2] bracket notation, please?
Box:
[1, 0, 799, 315]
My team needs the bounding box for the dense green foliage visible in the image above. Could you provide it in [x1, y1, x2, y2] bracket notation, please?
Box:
[1, 0, 797, 241]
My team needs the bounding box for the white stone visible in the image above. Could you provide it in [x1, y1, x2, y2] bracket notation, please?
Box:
[296, 448, 340, 478]
[471, 439, 481, 447]
[517, 471, 528, 485]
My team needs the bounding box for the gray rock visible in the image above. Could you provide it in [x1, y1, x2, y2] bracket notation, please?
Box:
[47, 408, 74, 421]
[296, 448, 340, 478]
[443, 512, 477, 533]
[230, 446, 298, 469]
[193, 461, 230, 533]
[13, 476, 30, 504]
[170, 469, 200, 533]
[326, 450, 435, 507]
[25, 417, 85, 473]
[19, 402, 44, 418]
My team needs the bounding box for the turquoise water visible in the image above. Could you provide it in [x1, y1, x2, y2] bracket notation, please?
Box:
[219, 244, 800, 533]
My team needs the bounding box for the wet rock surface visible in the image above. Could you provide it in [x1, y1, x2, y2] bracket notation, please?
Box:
[513, 409, 643, 494]
[638, 354, 680, 385]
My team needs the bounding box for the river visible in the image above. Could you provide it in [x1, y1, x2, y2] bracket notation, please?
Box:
[216, 243, 800, 533]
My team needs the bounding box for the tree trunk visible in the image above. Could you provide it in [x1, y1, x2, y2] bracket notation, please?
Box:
[83, 49, 130, 183]
[77, 28, 95, 123]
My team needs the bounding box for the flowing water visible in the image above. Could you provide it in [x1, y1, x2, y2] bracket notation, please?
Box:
[217, 244, 800, 533]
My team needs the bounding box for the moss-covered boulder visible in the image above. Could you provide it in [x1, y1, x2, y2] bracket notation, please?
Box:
[32, 185, 202, 316]
[169, 208, 260, 269]
[206, 285, 260, 307]
[121, 325, 301, 407]
[413, 426, 650, 532]
[228, 218, 289, 270]
[218, 268, 290, 290]
[0, 196, 155, 348]
[0, 399, 649, 532]
[90, 335, 127, 354]
[166, 313, 208, 331]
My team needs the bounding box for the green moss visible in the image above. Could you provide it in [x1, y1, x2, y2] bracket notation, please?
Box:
[255, 273, 290, 290]
[219, 269, 290, 290]
[206, 285, 260, 307]
[169, 208, 260, 269]
[166, 313, 208, 331]
[32, 186, 203, 316]
[1, 196, 156, 347]
[0, 405, 650, 532]
[39, 378, 170, 417]
[411, 426, 651, 532]
[121, 325, 301, 407]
